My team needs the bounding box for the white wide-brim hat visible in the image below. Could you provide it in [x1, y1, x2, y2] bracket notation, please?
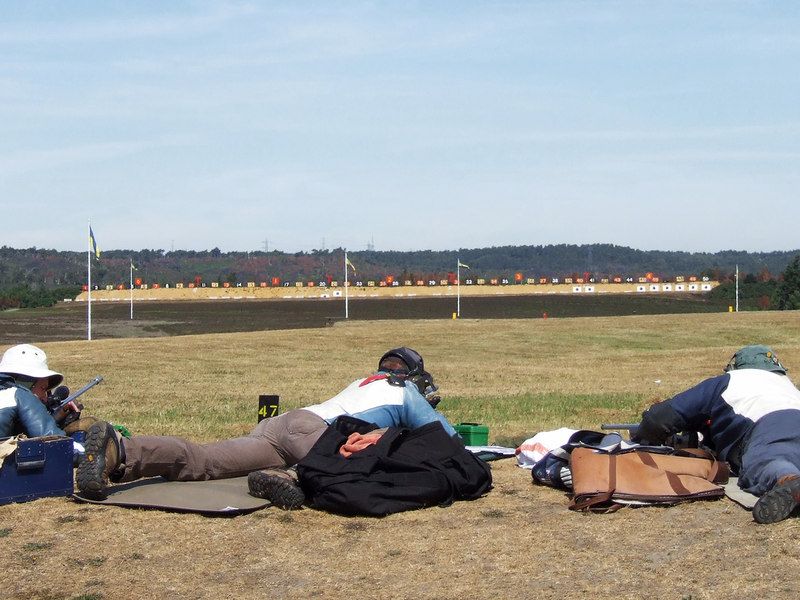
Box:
[0, 344, 63, 389]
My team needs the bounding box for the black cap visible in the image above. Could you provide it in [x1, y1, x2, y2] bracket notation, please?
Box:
[378, 347, 424, 376]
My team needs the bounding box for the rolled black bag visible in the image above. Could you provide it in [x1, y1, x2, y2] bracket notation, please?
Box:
[296, 416, 492, 516]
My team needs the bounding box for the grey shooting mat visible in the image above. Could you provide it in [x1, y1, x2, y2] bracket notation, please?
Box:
[724, 477, 758, 510]
[73, 475, 271, 515]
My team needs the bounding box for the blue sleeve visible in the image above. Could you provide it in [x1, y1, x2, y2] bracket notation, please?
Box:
[667, 374, 730, 430]
[15, 388, 65, 437]
[636, 374, 729, 443]
[400, 387, 457, 436]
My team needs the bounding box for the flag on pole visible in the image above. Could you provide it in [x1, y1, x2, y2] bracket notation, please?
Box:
[344, 251, 354, 320]
[89, 227, 101, 259]
[458, 260, 470, 269]
[129, 258, 137, 320]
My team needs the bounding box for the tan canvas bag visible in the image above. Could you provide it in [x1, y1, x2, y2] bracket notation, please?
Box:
[569, 447, 729, 512]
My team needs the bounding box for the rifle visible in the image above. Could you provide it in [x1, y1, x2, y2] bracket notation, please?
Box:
[47, 376, 104, 426]
[601, 422, 700, 449]
[600, 423, 639, 431]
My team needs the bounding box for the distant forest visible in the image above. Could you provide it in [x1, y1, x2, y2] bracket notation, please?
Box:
[2, 244, 798, 290]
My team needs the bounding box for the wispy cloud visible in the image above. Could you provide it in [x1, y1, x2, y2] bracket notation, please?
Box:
[2, 2, 799, 253]
[0, 2, 259, 45]
[0, 136, 192, 177]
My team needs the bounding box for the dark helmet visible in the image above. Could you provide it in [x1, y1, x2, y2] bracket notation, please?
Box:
[724, 345, 787, 375]
[378, 347, 425, 377]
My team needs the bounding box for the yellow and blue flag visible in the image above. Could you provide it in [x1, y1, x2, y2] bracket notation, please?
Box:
[345, 256, 356, 274]
[458, 260, 470, 269]
[89, 227, 101, 259]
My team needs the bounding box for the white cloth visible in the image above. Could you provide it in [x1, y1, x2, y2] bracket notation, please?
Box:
[516, 428, 580, 468]
[0, 435, 19, 466]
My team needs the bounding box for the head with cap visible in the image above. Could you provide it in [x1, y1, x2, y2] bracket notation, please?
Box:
[724, 345, 787, 375]
[378, 347, 441, 408]
[0, 344, 64, 400]
[378, 347, 425, 377]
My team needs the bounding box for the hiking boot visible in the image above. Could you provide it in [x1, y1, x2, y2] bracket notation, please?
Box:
[64, 415, 101, 435]
[248, 467, 305, 510]
[75, 421, 121, 500]
[753, 475, 800, 524]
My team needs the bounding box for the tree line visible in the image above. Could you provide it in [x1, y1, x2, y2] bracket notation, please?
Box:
[1, 244, 799, 310]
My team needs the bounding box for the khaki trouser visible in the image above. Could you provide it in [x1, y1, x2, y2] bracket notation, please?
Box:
[119, 409, 328, 482]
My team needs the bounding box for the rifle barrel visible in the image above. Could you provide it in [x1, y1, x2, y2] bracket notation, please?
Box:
[59, 376, 104, 408]
[600, 423, 639, 430]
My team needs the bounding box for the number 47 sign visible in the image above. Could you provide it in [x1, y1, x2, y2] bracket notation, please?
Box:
[258, 395, 280, 422]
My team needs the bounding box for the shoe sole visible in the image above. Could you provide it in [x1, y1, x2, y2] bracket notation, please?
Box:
[753, 479, 800, 524]
[248, 471, 305, 510]
[75, 422, 114, 500]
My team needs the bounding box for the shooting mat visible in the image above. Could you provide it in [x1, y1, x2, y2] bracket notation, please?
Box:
[724, 477, 758, 509]
[73, 475, 271, 515]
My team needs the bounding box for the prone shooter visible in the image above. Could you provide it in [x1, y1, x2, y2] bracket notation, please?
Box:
[604, 346, 800, 524]
[0, 343, 103, 440]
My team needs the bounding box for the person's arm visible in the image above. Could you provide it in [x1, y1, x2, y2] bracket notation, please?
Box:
[400, 386, 457, 436]
[633, 374, 729, 444]
[15, 388, 65, 437]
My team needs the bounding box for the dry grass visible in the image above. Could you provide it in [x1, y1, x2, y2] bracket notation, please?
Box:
[2, 311, 800, 599]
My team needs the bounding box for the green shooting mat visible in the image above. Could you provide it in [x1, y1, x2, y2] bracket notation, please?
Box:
[73, 475, 271, 515]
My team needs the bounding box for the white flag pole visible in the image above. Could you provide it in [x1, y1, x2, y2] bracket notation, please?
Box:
[344, 250, 349, 319]
[735, 264, 739, 313]
[87, 221, 92, 341]
[130, 261, 134, 320]
[457, 260, 461, 317]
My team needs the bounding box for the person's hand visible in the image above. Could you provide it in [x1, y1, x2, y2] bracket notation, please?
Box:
[53, 401, 82, 424]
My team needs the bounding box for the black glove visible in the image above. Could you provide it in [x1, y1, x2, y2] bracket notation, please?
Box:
[632, 402, 690, 446]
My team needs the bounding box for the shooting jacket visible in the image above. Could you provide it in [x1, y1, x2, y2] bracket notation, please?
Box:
[303, 372, 456, 436]
[639, 370, 800, 463]
[637, 369, 800, 495]
[0, 374, 65, 439]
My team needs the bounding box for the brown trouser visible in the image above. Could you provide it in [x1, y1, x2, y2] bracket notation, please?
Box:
[119, 409, 328, 482]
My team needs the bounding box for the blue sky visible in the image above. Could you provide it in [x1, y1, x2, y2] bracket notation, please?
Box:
[2, 1, 799, 253]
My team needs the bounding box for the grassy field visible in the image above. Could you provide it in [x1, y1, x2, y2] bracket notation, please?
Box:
[1, 310, 799, 599]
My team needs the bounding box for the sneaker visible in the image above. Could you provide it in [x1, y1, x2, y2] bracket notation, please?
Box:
[75, 421, 121, 500]
[248, 468, 305, 510]
[753, 475, 800, 524]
